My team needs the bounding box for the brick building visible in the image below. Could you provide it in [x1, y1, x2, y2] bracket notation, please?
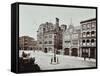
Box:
[19, 36, 37, 50]
[37, 18, 66, 53]
[80, 18, 96, 59]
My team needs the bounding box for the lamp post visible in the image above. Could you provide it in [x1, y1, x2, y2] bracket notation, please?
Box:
[54, 32, 57, 62]
[51, 31, 59, 64]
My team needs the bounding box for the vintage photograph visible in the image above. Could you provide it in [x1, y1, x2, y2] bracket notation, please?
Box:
[18, 4, 97, 72]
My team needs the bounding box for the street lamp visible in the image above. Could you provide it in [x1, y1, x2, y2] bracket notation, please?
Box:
[54, 32, 57, 62]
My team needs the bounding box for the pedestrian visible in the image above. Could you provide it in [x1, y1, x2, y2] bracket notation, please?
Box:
[57, 57, 59, 64]
[84, 56, 86, 61]
[83, 52, 87, 61]
[51, 58, 53, 64]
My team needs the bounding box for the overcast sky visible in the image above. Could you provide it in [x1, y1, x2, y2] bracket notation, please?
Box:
[19, 5, 96, 40]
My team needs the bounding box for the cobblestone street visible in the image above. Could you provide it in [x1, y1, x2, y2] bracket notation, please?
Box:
[19, 50, 96, 70]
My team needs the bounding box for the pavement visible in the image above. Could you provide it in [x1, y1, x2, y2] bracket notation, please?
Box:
[19, 50, 96, 70]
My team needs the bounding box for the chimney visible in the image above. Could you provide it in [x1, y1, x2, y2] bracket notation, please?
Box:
[56, 17, 59, 26]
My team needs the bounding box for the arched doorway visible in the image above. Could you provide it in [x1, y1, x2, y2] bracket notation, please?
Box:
[44, 48, 48, 53]
[71, 48, 78, 56]
[64, 48, 69, 55]
[90, 48, 95, 58]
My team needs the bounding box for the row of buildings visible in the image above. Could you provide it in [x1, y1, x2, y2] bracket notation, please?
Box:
[19, 36, 37, 50]
[37, 18, 96, 59]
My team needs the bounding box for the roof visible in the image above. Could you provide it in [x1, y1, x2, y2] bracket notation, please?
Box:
[80, 18, 96, 23]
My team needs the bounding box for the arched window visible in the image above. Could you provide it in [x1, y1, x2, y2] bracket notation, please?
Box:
[87, 31, 90, 37]
[87, 23, 90, 29]
[82, 32, 86, 37]
[91, 39, 94, 43]
[92, 22, 95, 28]
[39, 42, 42, 44]
[43, 28, 46, 32]
[86, 40, 90, 43]
[91, 31, 95, 34]
[87, 32, 90, 35]
[82, 40, 85, 43]
[82, 24, 86, 30]
[83, 32, 85, 35]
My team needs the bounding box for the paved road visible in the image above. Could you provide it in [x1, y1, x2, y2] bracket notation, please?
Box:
[19, 50, 96, 70]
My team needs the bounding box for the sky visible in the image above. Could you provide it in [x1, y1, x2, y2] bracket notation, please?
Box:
[19, 5, 96, 40]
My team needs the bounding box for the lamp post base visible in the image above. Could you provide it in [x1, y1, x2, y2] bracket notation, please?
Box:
[50, 57, 59, 65]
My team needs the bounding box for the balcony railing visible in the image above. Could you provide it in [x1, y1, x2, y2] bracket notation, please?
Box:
[82, 42, 96, 47]
[91, 34, 96, 37]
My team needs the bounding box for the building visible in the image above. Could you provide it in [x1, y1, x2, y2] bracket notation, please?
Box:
[37, 18, 66, 53]
[19, 36, 37, 50]
[63, 23, 81, 56]
[80, 18, 96, 59]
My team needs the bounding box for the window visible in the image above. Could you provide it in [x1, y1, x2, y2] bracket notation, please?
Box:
[39, 42, 42, 44]
[24, 39, 28, 42]
[72, 41, 78, 45]
[43, 28, 46, 32]
[49, 48, 52, 51]
[39, 36, 42, 39]
[49, 41, 52, 44]
[82, 40, 85, 43]
[44, 41, 47, 44]
[82, 40, 86, 46]
[83, 32, 85, 35]
[91, 31, 95, 36]
[87, 32, 90, 34]
[91, 39, 95, 46]
[91, 22, 96, 29]
[49, 35, 52, 38]
[65, 41, 70, 43]
[91, 31, 95, 34]
[82, 32, 86, 37]
[39, 48, 42, 50]
[72, 34, 78, 39]
[24, 43, 28, 45]
[86, 40, 90, 46]
[87, 23, 91, 29]
[91, 39, 94, 43]
[82, 24, 86, 30]
[44, 35, 47, 38]
[65, 35, 70, 40]
[86, 40, 89, 43]
[87, 31, 90, 37]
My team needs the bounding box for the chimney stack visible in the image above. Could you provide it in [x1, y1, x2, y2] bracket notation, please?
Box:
[56, 17, 59, 26]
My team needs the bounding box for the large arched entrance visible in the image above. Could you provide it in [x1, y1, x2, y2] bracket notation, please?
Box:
[44, 48, 48, 53]
[71, 48, 78, 56]
[90, 48, 95, 58]
[64, 48, 69, 55]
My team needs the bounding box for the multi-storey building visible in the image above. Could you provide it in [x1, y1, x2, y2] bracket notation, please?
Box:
[63, 24, 81, 56]
[37, 18, 66, 53]
[80, 18, 96, 59]
[19, 36, 37, 50]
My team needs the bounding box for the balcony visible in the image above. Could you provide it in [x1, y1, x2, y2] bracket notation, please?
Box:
[91, 34, 96, 37]
[82, 35, 86, 37]
[87, 43, 90, 46]
[87, 34, 91, 37]
[82, 43, 86, 46]
[91, 42, 96, 46]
